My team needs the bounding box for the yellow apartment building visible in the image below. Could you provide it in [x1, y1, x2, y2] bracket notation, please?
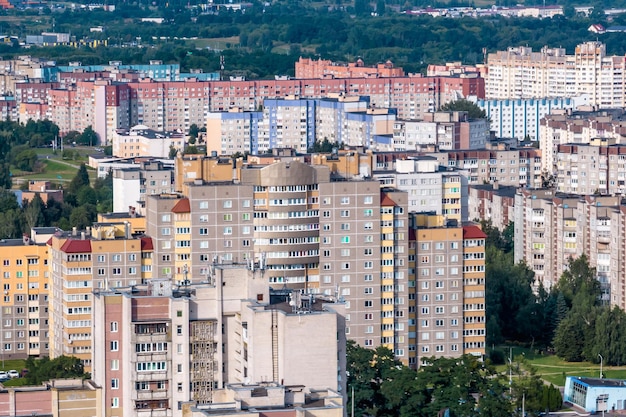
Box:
[48, 223, 153, 372]
[0, 235, 50, 360]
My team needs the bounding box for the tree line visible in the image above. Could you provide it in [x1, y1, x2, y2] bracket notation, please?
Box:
[0, 164, 112, 238]
[347, 341, 562, 417]
[2, 2, 626, 78]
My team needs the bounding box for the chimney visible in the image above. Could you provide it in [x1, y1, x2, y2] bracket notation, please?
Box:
[493, 181, 499, 190]
[72, 226, 77, 236]
[81, 231, 86, 240]
[124, 222, 131, 239]
[22, 235, 30, 245]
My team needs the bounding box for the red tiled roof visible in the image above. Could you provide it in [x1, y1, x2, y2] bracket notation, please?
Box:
[463, 225, 487, 239]
[60, 239, 92, 253]
[46, 237, 52, 246]
[380, 193, 396, 207]
[141, 237, 154, 251]
[171, 198, 190, 213]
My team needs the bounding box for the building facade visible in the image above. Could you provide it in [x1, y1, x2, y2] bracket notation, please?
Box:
[486, 42, 626, 108]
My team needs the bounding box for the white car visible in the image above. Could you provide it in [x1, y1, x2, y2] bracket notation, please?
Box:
[7, 370, 19, 379]
[0, 372, 8, 381]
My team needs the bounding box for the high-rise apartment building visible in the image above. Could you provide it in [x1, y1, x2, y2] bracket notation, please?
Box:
[513, 190, 626, 299]
[486, 42, 626, 108]
[92, 265, 346, 417]
[410, 215, 486, 364]
[0, 232, 51, 360]
[540, 108, 626, 175]
[146, 160, 393, 354]
[48, 223, 154, 372]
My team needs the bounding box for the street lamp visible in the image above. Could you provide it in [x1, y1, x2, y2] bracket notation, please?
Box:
[598, 354, 603, 379]
[508, 347, 512, 395]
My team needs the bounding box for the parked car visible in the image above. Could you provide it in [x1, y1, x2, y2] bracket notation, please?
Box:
[7, 370, 19, 379]
[0, 372, 9, 381]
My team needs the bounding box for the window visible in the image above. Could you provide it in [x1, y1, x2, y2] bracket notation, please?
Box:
[364, 287, 373, 294]
[177, 325, 183, 335]
[111, 359, 119, 370]
[111, 378, 119, 389]
[111, 398, 119, 408]
[223, 200, 232, 208]
[110, 341, 119, 351]
[110, 322, 118, 332]
[364, 209, 373, 217]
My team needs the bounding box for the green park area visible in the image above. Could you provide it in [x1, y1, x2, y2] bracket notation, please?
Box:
[496, 346, 626, 387]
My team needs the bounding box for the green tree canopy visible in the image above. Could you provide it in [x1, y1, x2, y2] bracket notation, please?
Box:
[24, 355, 89, 385]
[439, 99, 487, 119]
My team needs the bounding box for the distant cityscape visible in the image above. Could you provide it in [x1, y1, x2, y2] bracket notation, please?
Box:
[0, 21, 625, 416]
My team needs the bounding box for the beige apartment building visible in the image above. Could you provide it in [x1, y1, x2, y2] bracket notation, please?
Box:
[92, 265, 345, 417]
[513, 190, 626, 301]
[487, 41, 626, 108]
[146, 160, 395, 355]
[539, 108, 626, 174]
[427, 144, 543, 189]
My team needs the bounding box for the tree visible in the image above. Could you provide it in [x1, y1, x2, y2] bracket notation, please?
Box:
[24, 355, 89, 385]
[24, 194, 45, 230]
[68, 164, 91, 196]
[69, 204, 97, 230]
[555, 254, 600, 308]
[80, 125, 98, 146]
[63, 130, 81, 145]
[439, 99, 487, 119]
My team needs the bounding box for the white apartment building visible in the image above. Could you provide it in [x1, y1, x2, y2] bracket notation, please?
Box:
[487, 42, 626, 108]
[206, 108, 262, 156]
[112, 125, 186, 158]
[393, 112, 488, 151]
[472, 96, 589, 141]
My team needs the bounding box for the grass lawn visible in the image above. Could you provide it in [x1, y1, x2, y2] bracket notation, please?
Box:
[186, 37, 240, 50]
[0, 359, 26, 373]
[495, 346, 626, 387]
[15, 159, 79, 183]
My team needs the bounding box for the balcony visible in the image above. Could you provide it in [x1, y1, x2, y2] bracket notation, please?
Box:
[135, 390, 169, 401]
